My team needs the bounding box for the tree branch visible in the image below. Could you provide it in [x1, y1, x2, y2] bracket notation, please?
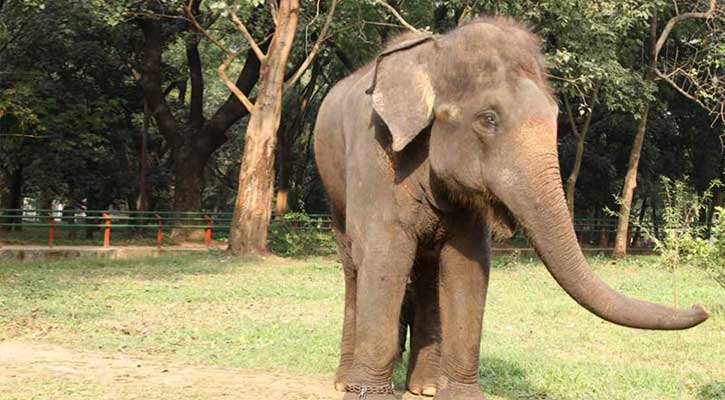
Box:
[654, 69, 712, 111]
[283, 0, 338, 91]
[654, 0, 717, 60]
[186, 35, 205, 127]
[376, 0, 421, 33]
[184, 0, 256, 114]
[137, 19, 180, 142]
[185, 0, 204, 127]
[230, 0, 267, 62]
[218, 51, 255, 113]
[204, 44, 266, 142]
[562, 95, 580, 139]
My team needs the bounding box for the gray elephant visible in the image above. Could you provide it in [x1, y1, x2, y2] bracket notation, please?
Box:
[313, 17, 708, 400]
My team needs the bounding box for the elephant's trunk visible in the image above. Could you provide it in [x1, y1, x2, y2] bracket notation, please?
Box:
[496, 156, 709, 330]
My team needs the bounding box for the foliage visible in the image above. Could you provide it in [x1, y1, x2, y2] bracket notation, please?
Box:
[686, 206, 725, 289]
[621, 177, 723, 304]
[267, 212, 336, 257]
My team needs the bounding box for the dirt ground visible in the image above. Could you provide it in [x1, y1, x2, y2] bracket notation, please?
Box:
[0, 341, 344, 399]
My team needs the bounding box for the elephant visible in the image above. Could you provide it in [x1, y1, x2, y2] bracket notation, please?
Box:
[313, 17, 709, 400]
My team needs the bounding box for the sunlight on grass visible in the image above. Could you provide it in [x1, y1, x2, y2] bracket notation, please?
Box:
[0, 254, 722, 399]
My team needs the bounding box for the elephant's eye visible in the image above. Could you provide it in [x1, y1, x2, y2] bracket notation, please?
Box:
[473, 110, 498, 135]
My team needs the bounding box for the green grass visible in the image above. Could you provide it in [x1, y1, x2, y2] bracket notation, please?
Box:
[0, 254, 722, 399]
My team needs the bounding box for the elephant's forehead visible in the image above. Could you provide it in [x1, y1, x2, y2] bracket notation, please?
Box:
[432, 20, 550, 99]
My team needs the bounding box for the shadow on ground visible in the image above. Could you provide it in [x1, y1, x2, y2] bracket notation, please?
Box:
[392, 355, 558, 399]
[698, 381, 725, 400]
[479, 357, 559, 400]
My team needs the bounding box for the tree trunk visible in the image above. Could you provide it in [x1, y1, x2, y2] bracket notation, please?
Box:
[228, 0, 299, 255]
[563, 87, 598, 219]
[651, 199, 660, 239]
[631, 195, 647, 247]
[171, 143, 208, 239]
[136, 100, 150, 213]
[613, 10, 658, 259]
[136, 16, 263, 231]
[613, 103, 650, 258]
[565, 132, 585, 218]
[1, 166, 23, 231]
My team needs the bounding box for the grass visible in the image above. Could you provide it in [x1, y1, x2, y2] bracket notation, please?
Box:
[0, 253, 723, 399]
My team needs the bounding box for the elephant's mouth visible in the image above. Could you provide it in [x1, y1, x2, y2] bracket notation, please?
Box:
[487, 198, 517, 240]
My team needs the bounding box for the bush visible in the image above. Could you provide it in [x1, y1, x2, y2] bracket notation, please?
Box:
[268, 212, 337, 257]
[687, 206, 725, 289]
[622, 177, 723, 304]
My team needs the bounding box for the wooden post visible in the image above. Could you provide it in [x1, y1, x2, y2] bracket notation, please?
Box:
[156, 214, 163, 249]
[204, 214, 212, 248]
[103, 213, 111, 248]
[48, 213, 55, 248]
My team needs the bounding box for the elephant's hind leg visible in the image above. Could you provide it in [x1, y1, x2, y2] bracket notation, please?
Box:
[334, 229, 356, 392]
[406, 255, 441, 397]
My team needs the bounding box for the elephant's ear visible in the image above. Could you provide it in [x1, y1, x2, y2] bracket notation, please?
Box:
[368, 36, 436, 152]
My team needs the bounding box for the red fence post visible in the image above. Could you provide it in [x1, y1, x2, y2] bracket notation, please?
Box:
[156, 214, 163, 249]
[48, 213, 55, 248]
[203, 214, 212, 248]
[102, 213, 111, 248]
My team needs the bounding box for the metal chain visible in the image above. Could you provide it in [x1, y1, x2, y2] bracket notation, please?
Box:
[344, 383, 394, 399]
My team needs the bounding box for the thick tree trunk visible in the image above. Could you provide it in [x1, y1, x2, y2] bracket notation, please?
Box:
[136, 15, 262, 232]
[1, 166, 23, 231]
[171, 143, 208, 240]
[228, 0, 299, 255]
[613, 103, 650, 258]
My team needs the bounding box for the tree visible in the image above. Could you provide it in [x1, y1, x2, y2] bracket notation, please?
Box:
[221, 0, 336, 255]
[613, 0, 721, 258]
[1, 0, 142, 215]
[116, 1, 266, 238]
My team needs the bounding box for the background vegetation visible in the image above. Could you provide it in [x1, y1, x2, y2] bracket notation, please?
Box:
[1, 1, 722, 254]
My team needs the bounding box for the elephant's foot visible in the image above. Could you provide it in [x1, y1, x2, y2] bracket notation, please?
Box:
[341, 384, 397, 400]
[334, 362, 352, 392]
[407, 359, 439, 396]
[434, 379, 486, 400]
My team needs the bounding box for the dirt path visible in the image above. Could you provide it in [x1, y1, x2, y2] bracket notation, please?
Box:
[0, 341, 345, 399]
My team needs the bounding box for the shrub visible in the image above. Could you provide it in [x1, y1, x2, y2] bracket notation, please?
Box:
[686, 206, 725, 289]
[268, 212, 337, 257]
[618, 177, 723, 305]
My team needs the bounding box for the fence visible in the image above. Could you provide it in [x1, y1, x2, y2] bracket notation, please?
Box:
[0, 209, 646, 249]
[0, 209, 332, 248]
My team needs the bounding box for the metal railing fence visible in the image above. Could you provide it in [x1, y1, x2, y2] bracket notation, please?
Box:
[0, 209, 332, 248]
[0, 209, 650, 249]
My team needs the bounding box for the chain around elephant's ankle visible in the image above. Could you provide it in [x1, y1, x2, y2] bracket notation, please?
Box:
[344, 383, 394, 399]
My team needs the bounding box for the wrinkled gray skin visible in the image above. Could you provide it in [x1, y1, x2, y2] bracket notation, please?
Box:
[314, 18, 708, 400]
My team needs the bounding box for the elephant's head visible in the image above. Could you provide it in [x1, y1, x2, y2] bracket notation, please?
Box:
[369, 18, 708, 330]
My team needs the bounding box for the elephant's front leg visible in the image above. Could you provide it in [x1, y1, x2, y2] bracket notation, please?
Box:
[334, 231, 357, 392]
[407, 256, 441, 397]
[436, 224, 491, 400]
[343, 226, 417, 400]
